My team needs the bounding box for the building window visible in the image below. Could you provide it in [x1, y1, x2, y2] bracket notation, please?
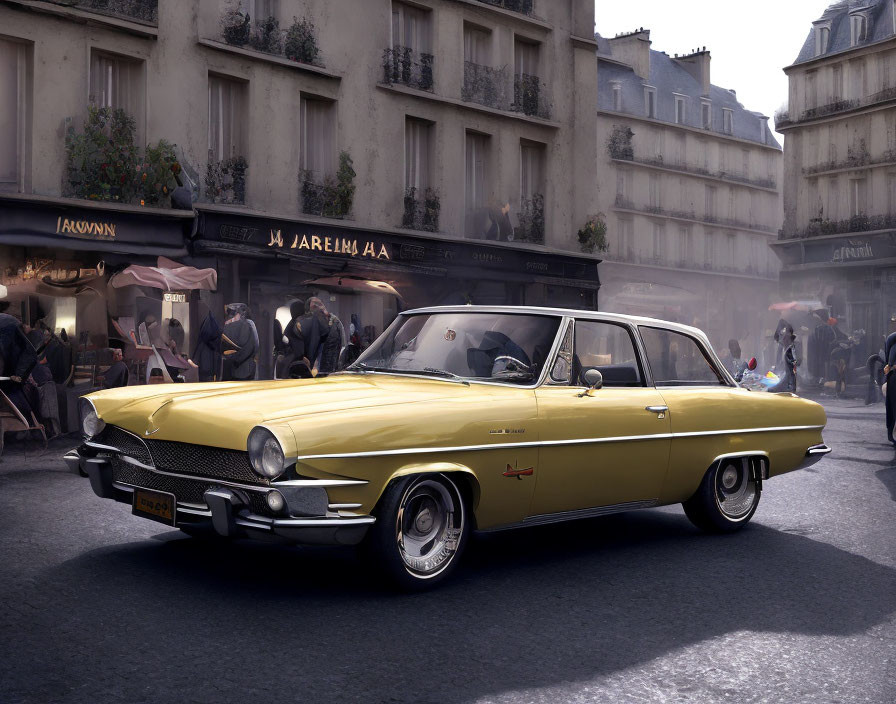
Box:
[405, 117, 432, 192]
[827, 177, 839, 221]
[611, 81, 622, 111]
[615, 168, 630, 201]
[648, 174, 660, 209]
[701, 100, 712, 129]
[393, 1, 432, 54]
[705, 185, 716, 219]
[617, 216, 633, 259]
[514, 37, 542, 117]
[208, 74, 246, 164]
[465, 131, 490, 237]
[652, 222, 666, 262]
[850, 59, 867, 101]
[849, 177, 867, 217]
[464, 23, 490, 65]
[519, 140, 545, 242]
[722, 108, 733, 135]
[850, 13, 868, 46]
[90, 50, 144, 137]
[680, 226, 693, 266]
[674, 94, 686, 124]
[644, 86, 656, 118]
[704, 230, 715, 268]
[299, 95, 335, 178]
[815, 25, 830, 55]
[0, 37, 29, 193]
[805, 71, 817, 111]
[741, 148, 750, 175]
[831, 64, 842, 101]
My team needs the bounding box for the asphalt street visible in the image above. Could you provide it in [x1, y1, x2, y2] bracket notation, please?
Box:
[0, 395, 894, 704]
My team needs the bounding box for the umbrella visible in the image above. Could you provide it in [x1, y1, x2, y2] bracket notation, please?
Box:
[110, 257, 217, 292]
[768, 300, 825, 312]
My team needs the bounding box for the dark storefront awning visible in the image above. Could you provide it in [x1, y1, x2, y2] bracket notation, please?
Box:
[0, 194, 192, 258]
[772, 229, 896, 271]
[193, 207, 601, 290]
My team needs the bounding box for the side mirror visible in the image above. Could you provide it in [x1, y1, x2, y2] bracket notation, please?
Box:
[748, 357, 758, 371]
[582, 368, 603, 391]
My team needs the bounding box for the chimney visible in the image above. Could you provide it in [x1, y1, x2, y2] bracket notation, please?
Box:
[608, 28, 651, 80]
[674, 48, 711, 96]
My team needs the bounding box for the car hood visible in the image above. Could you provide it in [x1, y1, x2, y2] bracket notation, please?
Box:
[87, 374, 490, 450]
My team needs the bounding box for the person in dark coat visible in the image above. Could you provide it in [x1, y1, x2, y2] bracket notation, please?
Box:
[308, 297, 345, 375]
[883, 332, 896, 445]
[283, 300, 321, 379]
[769, 325, 799, 394]
[192, 308, 222, 382]
[102, 348, 130, 389]
[221, 303, 257, 381]
[0, 313, 39, 418]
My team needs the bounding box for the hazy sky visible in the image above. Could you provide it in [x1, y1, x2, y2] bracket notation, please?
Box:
[594, 0, 835, 140]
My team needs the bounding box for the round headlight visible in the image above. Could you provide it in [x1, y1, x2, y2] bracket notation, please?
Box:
[79, 398, 105, 439]
[247, 427, 286, 480]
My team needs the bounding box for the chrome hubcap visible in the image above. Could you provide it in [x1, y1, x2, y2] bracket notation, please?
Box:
[396, 476, 464, 579]
[715, 458, 758, 520]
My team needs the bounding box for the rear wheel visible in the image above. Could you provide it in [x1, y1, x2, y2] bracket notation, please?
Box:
[363, 473, 469, 590]
[683, 457, 761, 533]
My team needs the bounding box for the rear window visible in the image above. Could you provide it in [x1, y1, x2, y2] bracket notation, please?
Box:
[639, 326, 727, 387]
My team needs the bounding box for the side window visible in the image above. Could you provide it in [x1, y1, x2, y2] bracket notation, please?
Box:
[639, 327, 727, 386]
[573, 321, 643, 387]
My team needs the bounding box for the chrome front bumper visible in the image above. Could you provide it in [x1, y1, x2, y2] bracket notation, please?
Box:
[75, 452, 375, 546]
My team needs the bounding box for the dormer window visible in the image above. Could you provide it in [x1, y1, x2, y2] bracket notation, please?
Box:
[674, 94, 686, 124]
[644, 86, 656, 118]
[701, 100, 712, 129]
[611, 80, 622, 111]
[722, 108, 733, 135]
[815, 24, 831, 55]
[850, 12, 868, 46]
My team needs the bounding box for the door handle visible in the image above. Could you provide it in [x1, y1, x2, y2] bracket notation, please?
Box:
[645, 405, 668, 418]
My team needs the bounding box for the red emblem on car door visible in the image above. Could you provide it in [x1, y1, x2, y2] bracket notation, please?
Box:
[503, 463, 534, 479]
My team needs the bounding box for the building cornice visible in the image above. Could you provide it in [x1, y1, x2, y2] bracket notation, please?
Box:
[377, 83, 562, 129]
[443, 0, 553, 32]
[2, 0, 158, 38]
[597, 109, 782, 152]
[612, 204, 777, 237]
[775, 92, 896, 131]
[609, 157, 778, 193]
[785, 34, 896, 73]
[0, 192, 194, 219]
[197, 39, 342, 80]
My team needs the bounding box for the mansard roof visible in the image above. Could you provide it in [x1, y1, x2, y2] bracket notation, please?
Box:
[792, 0, 895, 66]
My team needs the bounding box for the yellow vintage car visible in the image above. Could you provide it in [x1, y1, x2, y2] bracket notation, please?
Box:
[71, 306, 830, 588]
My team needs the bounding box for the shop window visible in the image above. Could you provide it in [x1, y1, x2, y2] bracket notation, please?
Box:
[405, 117, 432, 192]
[393, 1, 432, 54]
[208, 73, 246, 163]
[0, 37, 29, 193]
[299, 95, 335, 178]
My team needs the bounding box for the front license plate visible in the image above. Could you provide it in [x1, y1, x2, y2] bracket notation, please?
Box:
[132, 488, 176, 526]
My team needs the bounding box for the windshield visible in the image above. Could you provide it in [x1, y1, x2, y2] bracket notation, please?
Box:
[348, 312, 561, 385]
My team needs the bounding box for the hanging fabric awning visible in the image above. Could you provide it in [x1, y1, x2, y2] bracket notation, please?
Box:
[109, 257, 217, 291]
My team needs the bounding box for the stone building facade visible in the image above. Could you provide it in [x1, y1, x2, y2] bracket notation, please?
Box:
[773, 0, 896, 354]
[594, 29, 784, 360]
[0, 0, 601, 378]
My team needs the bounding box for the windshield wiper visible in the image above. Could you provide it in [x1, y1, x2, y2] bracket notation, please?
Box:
[491, 370, 536, 382]
[422, 367, 464, 380]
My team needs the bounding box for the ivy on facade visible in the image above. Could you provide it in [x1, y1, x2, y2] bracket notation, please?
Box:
[300, 152, 356, 219]
[205, 156, 248, 205]
[607, 124, 635, 160]
[401, 187, 441, 232]
[515, 193, 545, 243]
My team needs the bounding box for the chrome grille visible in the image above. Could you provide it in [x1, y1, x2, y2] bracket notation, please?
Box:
[112, 459, 279, 517]
[144, 439, 265, 486]
[95, 426, 153, 466]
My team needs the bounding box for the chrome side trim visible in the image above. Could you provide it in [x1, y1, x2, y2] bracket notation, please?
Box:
[294, 425, 825, 461]
[85, 441, 122, 453]
[272, 479, 368, 488]
[328, 503, 363, 510]
[111, 482, 135, 493]
[807, 443, 832, 456]
[486, 499, 660, 531]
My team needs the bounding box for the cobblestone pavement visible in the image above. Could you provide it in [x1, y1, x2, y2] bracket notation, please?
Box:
[0, 397, 894, 704]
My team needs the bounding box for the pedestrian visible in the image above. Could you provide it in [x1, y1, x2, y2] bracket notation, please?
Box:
[221, 303, 257, 381]
[192, 303, 222, 382]
[308, 296, 346, 375]
[769, 324, 799, 393]
[282, 299, 315, 378]
[883, 332, 896, 445]
[102, 348, 130, 389]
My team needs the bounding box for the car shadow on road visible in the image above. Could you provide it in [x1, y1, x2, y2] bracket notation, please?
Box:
[20, 510, 896, 704]
[876, 466, 896, 502]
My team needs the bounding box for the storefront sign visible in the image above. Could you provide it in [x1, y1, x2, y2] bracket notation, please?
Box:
[266, 229, 391, 260]
[55, 216, 116, 240]
[163, 292, 187, 303]
[832, 239, 873, 262]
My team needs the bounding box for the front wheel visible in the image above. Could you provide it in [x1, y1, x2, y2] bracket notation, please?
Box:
[683, 457, 761, 533]
[362, 473, 469, 590]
